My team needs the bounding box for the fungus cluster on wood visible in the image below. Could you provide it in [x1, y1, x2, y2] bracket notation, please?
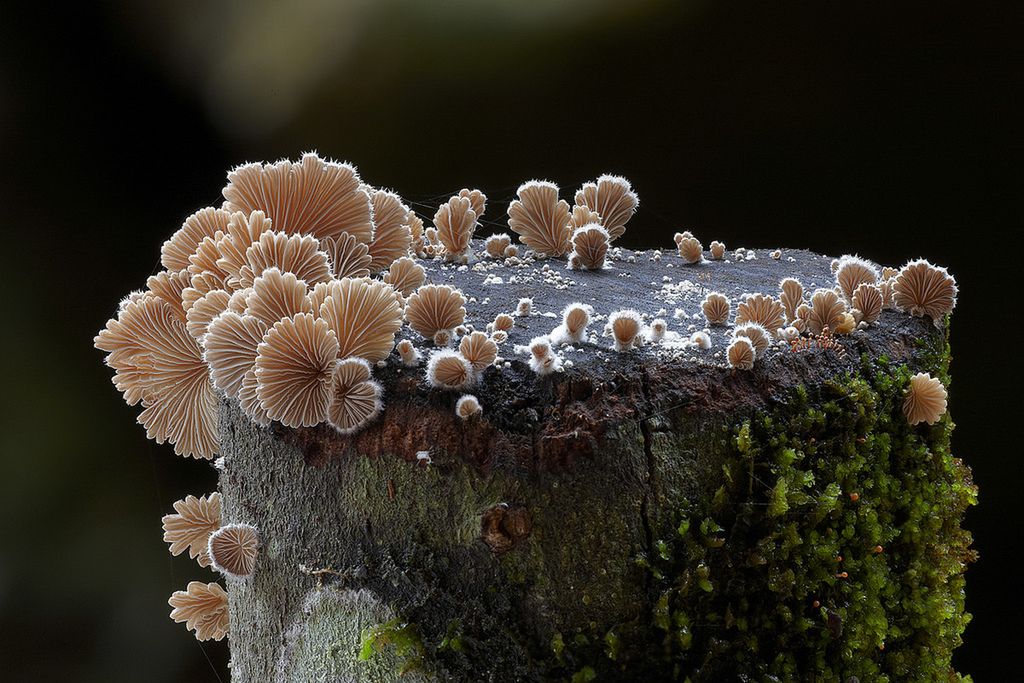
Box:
[95, 153, 960, 644]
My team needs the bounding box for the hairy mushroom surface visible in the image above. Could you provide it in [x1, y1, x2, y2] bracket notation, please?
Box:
[320, 232, 372, 279]
[727, 336, 756, 370]
[208, 523, 261, 578]
[903, 372, 948, 425]
[405, 284, 467, 340]
[574, 175, 638, 241]
[367, 189, 413, 273]
[162, 493, 222, 568]
[835, 255, 879, 302]
[426, 350, 474, 390]
[223, 152, 373, 243]
[168, 581, 229, 642]
[254, 313, 339, 428]
[507, 181, 572, 257]
[892, 259, 958, 322]
[701, 292, 731, 326]
[318, 278, 404, 362]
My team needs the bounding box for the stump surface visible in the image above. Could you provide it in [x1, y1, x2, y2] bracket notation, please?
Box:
[217, 243, 967, 681]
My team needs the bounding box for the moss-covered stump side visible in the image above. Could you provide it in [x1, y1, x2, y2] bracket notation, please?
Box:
[218, 329, 973, 682]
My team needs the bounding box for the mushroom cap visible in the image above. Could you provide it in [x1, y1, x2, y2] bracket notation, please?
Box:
[903, 372, 948, 425]
[727, 336, 756, 370]
[318, 277, 404, 362]
[405, 284, 467, 339]
[569, 224, 610, 270]
[162, 493, 222, 567]
[574, 174, 638, 241]
[326, 357, 383, 434]
[892, 259, 957, 321]
[735, 293, 785, 335]
[168, 581, 229, 641]
[208, 523, 261, 578]
[320, 232, 372, 279]
[460, 332, 498, 372]
[254, 313, 339, 428]
[507, 180, 572, 257]
[367, 189, 413, 273]
[701, 292, 731, 326]
[223, 152, 373, 243]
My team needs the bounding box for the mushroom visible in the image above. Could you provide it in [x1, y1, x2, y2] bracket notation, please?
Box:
[426, 350, 475, 389]
[405, 284, 466, 342]
[574, 174, 638, 241]
[709, 240, 726, 260]
[320, 232, 372, 279]
[677, 236, 703, 265]
[835, 255, 879, 302]
[203, 312, 267, 398]
[903, 372, 948, 425]
[382, 256, 426, 296]
[222, 152, 373, 243]
[701, 292, 731, 326]
[459, 332, 498, 373]
[851, 283, 883, 325]
[326, 358, 382, 435]
[168, 581, 229, 641]
[162, 493, 222, 568]
[94, 292, 219, 458]
[735, 293, 785, 336]
[727, 336, 756, 370]
[238, 230, 331, 289]
[608, 309, 643, 351]
[458, 188, 487, 219]
[507, 180, 572, 257]
[244, 268, 313, 326]
[396, 339, 421, 367]
[733, 323, 771, 358]
[779, 278, 804, 324]
[367, 189, 413, 273]
[456, 394, 483, 420]
[569, 224, 610, 270]
[434, 195, 477, 259]
[485, 233, 512, 259]
[892, 259, 957, 322]
[254, 313, 339, 428]
[161, 207, 232, 272]
[318, 278, 404, 362]
[806, 289, 847, 335]
[208, 523, 262, 578]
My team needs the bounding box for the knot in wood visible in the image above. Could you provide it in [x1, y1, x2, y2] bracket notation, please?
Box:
[481, 503, 532, 553]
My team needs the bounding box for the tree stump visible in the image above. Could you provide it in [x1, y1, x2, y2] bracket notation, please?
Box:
[217, 246, 973, 681]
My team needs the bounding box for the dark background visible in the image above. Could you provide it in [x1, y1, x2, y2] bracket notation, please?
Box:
[1, 1, 1019, 680]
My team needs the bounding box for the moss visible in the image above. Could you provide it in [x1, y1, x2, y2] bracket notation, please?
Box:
[621, 343, 976, 680]
[358, 618, 427, 675]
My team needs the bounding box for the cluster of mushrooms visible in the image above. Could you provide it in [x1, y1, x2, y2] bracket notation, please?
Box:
[94, 153, 956, 641]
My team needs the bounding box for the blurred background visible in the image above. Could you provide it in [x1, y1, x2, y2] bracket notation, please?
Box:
[1, 0, 1019, 680]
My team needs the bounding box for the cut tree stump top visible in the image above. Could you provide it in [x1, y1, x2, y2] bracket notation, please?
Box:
[280, 242, 938, 473]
